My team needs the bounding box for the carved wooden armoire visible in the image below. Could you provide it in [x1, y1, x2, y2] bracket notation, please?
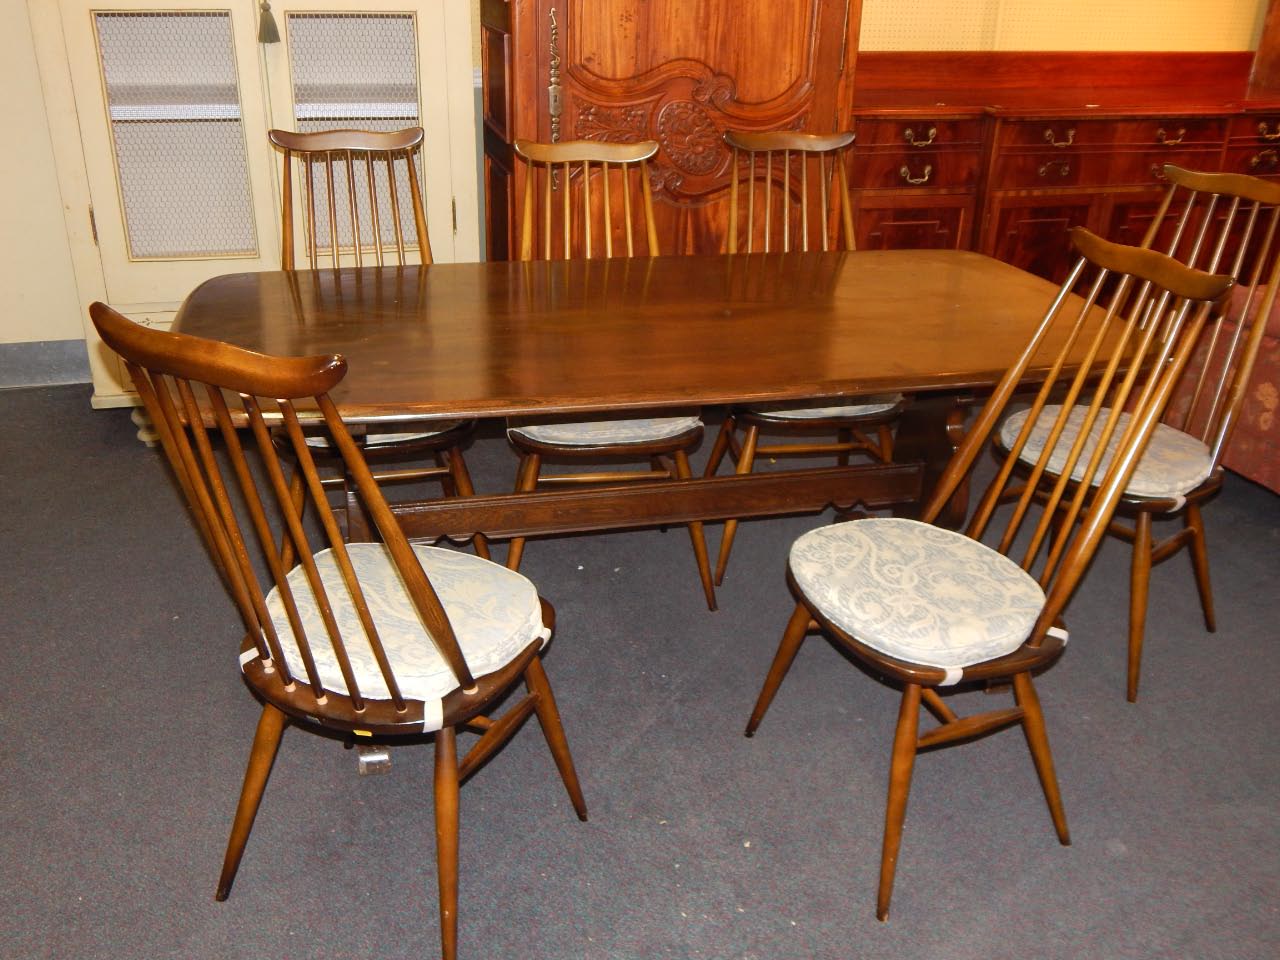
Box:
[481, 0, 863, 259]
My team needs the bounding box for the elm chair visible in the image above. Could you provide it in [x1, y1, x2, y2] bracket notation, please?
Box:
[506, 138, 717, 609]
[744, 228, 1232, 921]
[269, 126, 488, 557]
[89, 303, 586, 960]
[998, 165, 1280, 700]
[704, 130, 904, 584]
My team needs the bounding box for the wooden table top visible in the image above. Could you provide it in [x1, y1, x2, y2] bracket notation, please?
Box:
[174, 250, 1066, 421]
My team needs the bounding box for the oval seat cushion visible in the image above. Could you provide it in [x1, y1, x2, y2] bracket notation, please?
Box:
[508, 415, 703, 446]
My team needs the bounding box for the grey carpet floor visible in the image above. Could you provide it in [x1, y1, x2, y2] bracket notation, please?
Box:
[1, 384, 1277, 960]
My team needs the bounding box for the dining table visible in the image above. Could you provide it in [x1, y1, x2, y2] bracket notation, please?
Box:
[173, 248, 1070, 542]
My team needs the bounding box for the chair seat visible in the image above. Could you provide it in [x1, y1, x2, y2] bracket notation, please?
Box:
[745, 394, 903, 420]
[302, 421, 466, 450]
[999, 405, 1213, 500]
[508, 415, 703, 447]
[263, 543, 549, 729]
[789, 518, 1045, 672]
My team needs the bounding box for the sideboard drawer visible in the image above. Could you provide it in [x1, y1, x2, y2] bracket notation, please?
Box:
[1110, 148, 1229, 186]
[1229, 115, 1280, 144]
[853, 117, 985, 148]
[1222, 145, 1280, 178]
[992, 150, 1110, 187]
[853, 149, 981, 189]
[996, 119, 1112, 149]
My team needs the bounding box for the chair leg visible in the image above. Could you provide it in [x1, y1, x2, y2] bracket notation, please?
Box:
[1011, 672, 1070, 846]
[216, 703, 287, 901]
[1127, 510, 1153, 703]
[435, 451, 458, 497]
[1185, 503, 1216, 632]
[837, 427, 853, 467]
[877, 423, 894, 462]
[434, 726, 460, 960]
[525, 655, 588, 821]
[703, 414, 736, 478]
[506, 453, 541, 571]
[745, 601, 812, 736]
[714, 424, 759, 585]
[446, 446, 490, 561]
[673, 449, 717, 611]
[877, 683, 921, 922]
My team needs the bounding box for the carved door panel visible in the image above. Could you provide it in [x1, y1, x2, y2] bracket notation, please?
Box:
[853, 195, 975, 250]
[488, 0, 861, 259]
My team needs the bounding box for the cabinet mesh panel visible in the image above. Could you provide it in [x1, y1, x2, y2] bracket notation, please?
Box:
[94, 12, 257, 259]
[287, 13, 424, 251]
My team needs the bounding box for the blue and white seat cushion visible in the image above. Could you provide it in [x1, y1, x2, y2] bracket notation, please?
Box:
[999, 404, 1213, 501]
[508, 414, 703, 446]
[746, 394, 903, 420]
[260, 543, 549, 730]
[302, 420, 466, 449]
[788, 518, 1045, 677]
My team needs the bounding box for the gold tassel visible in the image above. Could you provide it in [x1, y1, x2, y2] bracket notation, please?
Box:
[258, 1, 280, 44]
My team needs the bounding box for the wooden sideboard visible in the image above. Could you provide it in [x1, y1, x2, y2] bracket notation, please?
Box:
[850, 52, 1280, 282]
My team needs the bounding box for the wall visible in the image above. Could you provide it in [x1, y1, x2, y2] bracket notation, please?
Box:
[860, 0, 1264, 51]
[0, 0, 85, 381]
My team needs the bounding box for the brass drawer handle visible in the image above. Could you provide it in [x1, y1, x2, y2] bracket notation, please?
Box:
[1038, 159, 1071, 178]
[1250, 149, 1279, 169]
[899, 163, 933, 185]
[1258, 121, 1280, 142]
[1150, 163, 1168, 181]
[1043, 127, 1075, 148]
[1155, 127, 1185, 146]
[903, 125, 937, 147]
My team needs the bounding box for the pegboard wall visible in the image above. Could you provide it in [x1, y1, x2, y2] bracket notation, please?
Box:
[859, 0, 1266, 52]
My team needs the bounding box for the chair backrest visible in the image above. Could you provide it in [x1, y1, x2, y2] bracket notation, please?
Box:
[923, 228, 1233, 646]
[1143, 165, 1280, 466]
[513, 139, 660, 260]
[269, 127, 432, 270]
[89, 302, 475, 717]
[723, 130, 856, 254]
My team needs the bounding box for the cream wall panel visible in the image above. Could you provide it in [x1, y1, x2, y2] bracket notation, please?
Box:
[861, 0, 1266, 52]
[1, 2, 83, 344]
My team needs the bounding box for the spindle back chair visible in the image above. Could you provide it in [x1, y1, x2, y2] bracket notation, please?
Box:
[724, 130, 855, 254]
[1023, 165, 1280, 700]
[514, 138, 660, 260]
[269, 127, 485, 556]
[705, 129, 899, 586]
[745, 228, 1232, 920]
[505, 138, 715, 609]
[89, 302, 586, 960]
[269, 126, 431, 270]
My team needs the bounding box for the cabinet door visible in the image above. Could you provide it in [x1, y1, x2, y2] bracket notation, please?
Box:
[853, 195, 974, 250]
[983, 193, 1100, 284]
[59, 1, 279, 306]
[259, 0, 478, 264]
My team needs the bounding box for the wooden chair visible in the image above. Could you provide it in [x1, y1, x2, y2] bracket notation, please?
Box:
[743, 228, 1232, 920]
[704, 130, 904, 585]
[89, 303, 586, 960]
[1002, 165, 1280, 701]
[506, 138, 716, 610]
[269, 127, 488, 558]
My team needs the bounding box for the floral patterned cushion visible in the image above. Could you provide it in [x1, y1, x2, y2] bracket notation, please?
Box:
[508, 415, 703, 446]
[745, 394, 903, 419]
[302, 421, 465, 449]
[789, 518, 1045, 672]
[999, 405, 1213, 500]
[261, 543, 549, 730]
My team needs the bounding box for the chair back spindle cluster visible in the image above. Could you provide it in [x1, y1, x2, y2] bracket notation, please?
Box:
[724, 130, 856, 255]
[513, 139, 660, 260]
[924, 228, 1233, 647]
[269, 127, 432, 271]
[1144, 165, 1280, 466]
[89, 302, 472, 721]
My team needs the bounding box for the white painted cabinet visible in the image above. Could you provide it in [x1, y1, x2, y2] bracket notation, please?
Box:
[31, 1, 478, 406]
